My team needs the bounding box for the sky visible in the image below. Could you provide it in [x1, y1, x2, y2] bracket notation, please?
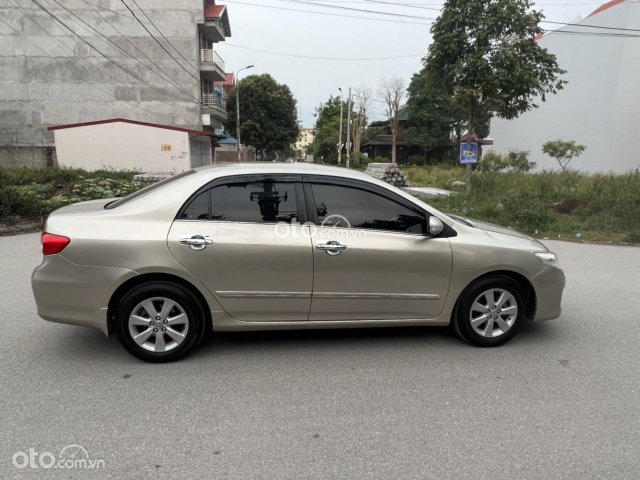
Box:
[214, 0, 611, 128]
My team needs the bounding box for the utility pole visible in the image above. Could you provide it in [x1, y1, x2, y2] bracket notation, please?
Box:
[235, 65, 254, 162]
[337, 87, 344, 165]
[346, 87, 352, 168]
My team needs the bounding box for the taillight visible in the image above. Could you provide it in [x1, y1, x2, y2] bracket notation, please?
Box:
[42, 233, 71, 255]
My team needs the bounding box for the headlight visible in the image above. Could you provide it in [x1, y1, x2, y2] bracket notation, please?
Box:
[534, 252, 559, 267]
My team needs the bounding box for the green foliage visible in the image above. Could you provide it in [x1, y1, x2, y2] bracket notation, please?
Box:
[405, 69, 463, 152]
[624, 229, 640, 244]
[542, 139, 587, 172]
[309, 96, 342, 164]
[406, 166, 640, 242]
[477, 150, 536, 173]
[0, 168, 138, 226]
[424, 0, 566, 136]
[226, 74, 300, 157]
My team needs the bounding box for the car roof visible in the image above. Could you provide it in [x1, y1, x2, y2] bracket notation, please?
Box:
[194, 162, 374, 182]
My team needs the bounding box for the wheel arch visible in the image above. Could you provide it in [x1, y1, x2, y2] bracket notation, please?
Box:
[451, 270, 537, 324]
[107, 273, 213, 336]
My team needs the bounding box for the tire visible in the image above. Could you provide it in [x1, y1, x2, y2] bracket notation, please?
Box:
[115, 282, 206, 362]
[453, 276, 525, 347]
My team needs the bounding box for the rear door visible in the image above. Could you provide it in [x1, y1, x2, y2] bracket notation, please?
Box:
[168, 174, 313, 321]
[304, 176, 452, 321]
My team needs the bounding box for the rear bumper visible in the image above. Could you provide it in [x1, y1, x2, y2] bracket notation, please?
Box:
[530, 266, 566, 321]
[31, 254, 135, 336]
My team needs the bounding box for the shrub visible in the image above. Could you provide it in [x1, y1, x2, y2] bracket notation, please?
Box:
[477, 150, 536, 173]
[542, 140, 586, 172]
[0, 167, 138, 226]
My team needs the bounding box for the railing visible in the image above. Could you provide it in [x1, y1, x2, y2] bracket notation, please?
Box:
[202, 93, 226, 110]
[200, 49, 225, 70]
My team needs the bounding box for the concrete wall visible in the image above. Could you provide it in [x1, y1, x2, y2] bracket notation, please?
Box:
[489, 2, 640, 173]
[0, 0, 207, 146]
[53, 122, 193, 172]
[0, 146, 57, 167]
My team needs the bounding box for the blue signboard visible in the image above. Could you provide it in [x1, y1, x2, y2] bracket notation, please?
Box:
[460, 142, 478, 165]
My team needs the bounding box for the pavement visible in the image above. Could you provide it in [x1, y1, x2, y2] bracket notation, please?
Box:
[1, 233, 638, 479]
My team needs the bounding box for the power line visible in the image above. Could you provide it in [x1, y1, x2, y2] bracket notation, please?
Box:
[128, 0, 201, 73]
[223, 0, 429, 25]
[0, 14, 193, 126]
[278, 0, 437, 20]
[119, 0, 201, 82]
[274, 0, 640, 34]
[30, 0, 201, 104]
[224, 43, 424, 60]
[45, 0, 202, 103]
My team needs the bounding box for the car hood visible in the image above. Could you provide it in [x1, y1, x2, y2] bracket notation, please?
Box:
[449, 215, 548, 250]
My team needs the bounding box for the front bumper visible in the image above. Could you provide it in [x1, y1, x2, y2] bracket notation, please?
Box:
[530, 266, 566, 321]
[31, 254, 135, 336]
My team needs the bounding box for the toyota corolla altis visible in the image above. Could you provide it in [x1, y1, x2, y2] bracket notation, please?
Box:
[32, 163, 565, 362]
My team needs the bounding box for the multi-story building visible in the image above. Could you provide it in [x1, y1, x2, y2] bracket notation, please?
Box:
[0, 0, 231, 163]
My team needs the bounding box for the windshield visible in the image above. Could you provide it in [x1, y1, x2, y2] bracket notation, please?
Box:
[105, 170, 195, 210]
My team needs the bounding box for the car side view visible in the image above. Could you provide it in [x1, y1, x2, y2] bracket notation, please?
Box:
[32, 163, 565, 362]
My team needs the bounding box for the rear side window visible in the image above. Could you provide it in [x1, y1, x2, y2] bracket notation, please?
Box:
[179, 180, 299, 224]
[311, 183, 425, 234]
[105, 170, 195, 209]
[179, 191, 210, 220]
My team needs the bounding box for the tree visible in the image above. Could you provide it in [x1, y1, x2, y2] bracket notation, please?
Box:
[310, 95, 353, 164]
[350, 87, 372, 164]
[226, 74, 299, 159]
[425, 0, 566, 141]
[379, 77, 405, 164]
[405, 69, 464, 163]
[542, 140, 586, 172]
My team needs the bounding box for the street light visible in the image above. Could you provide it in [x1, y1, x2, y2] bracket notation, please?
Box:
[235, 64, 254, 162]
[338, 87, 344, 165]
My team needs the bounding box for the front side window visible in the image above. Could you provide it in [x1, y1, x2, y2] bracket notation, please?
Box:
[311, 183, 425, 234]
[180, 180, 299, 223]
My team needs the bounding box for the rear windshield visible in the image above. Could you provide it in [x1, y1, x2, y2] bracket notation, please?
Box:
[105, 170, 195, 209]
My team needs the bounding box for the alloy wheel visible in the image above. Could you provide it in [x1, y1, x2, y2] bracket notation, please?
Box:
[128, 297, 190, 352]
[469, 288, 519, 338]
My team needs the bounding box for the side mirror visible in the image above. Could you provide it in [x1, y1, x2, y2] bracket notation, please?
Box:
[427, 216, 444, 236]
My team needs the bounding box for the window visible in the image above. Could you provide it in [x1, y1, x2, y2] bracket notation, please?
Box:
[179, 191, 209, 220]
[105, 170, 195, 210]
[311, 183, 425, 234]
[179, 180, 299, 223]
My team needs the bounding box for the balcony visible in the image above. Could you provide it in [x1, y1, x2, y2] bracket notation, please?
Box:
[200, 4, 231, 42]
[200, 49, 225, 81]
[202, 92, 227, 122]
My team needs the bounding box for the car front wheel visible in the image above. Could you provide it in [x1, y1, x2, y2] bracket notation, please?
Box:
[453, 276, 524, 347]
[115, 282, 205, 362]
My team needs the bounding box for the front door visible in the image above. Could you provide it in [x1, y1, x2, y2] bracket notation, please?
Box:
[168, 175, 312, 321]
[305, 179, 452, 321]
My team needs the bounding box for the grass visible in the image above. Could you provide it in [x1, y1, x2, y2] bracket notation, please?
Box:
[404, 166, 640, 244]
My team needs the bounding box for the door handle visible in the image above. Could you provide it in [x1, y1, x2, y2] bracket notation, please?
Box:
[316, 240, 347, 256]
[179, 234, 213, 251]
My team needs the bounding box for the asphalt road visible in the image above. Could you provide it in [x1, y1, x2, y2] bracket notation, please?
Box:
[1, 233, 638, 479]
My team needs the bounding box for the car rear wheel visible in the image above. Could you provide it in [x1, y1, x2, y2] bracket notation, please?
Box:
[453, 276, 524, 347]
[115, 282, 205, 362]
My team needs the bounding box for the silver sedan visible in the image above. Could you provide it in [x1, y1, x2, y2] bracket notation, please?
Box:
[32, 163, 565, 362]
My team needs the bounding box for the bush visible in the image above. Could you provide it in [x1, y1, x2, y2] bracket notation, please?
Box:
[404, 165, 640, 242]
[477, 150, 536, 173]
[0, 167, 138, 226]
[623, 229, 640, 244]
